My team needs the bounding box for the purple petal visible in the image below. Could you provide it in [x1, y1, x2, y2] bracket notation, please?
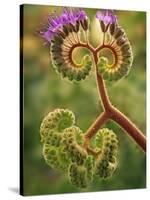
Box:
[96, 10, 117, 25]
[40, 30, 54, 42]
[40, 7, 88, 43]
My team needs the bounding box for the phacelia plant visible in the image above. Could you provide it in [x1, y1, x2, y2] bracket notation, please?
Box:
[39, 8, 146, 188]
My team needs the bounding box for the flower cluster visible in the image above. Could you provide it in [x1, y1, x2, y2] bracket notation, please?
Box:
[40, 109, 118, 188]
[96, 10, 133, 81]
[40, 7, 93, 81]
[39, 8, 133, 82]
[94, 128, 118, 178]
[40, 8, 88, 43]
[96, 10, 117, 32]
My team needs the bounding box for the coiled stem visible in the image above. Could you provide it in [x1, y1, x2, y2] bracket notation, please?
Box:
[50, 20, 94, 81]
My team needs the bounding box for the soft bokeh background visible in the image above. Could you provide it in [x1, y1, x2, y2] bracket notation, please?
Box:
[22, 4, 146, 196]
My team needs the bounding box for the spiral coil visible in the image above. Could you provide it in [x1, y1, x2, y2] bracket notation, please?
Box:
[97, 24, 133, 81]
[50, 23, 92, 81]
[40, 109, 119, 188]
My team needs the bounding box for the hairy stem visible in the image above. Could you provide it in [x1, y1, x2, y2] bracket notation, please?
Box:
[96, 72, 112, 110]
[83, 111, 109, 155]
[84, 112, 109, 140]
[92, 49, 112, 110]
[110, 106, 146, 152]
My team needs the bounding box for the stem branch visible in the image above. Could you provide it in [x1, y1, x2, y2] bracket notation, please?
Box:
[84, 112, 109, 140]
[96, 72, 112, 110]
[110, 106, 146, 152]
[83, 111, 109, 151]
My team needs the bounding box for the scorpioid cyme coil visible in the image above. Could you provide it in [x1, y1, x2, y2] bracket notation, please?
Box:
[40, 9, 133, 82]
[40, 109, 76, 170]
[61, 126, 87, 165]
[40, 8, 93, 81]
[40, 108, 119, 187]
[40, 108, 75, 142]
[94, 128, 118, 179]
[69, 155, 94, 188]
[96, 10, 133, 81]
[40, 109, 95, 184]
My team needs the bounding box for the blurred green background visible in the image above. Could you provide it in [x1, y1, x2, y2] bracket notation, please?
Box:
[22, 4, 146, 196]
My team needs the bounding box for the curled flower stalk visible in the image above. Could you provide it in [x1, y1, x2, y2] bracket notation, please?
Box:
[39, 8, 146, 188]
[95, 10, 133, 81]
[40, 8, 92, 81]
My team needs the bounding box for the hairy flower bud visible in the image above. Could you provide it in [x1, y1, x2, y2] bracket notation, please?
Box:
[62, 126, 87, 165]
[40, 109, 75, 142]
[94, 128, 118, 179]
[69, 157, 94, 188]
[97, 29, 133, 81]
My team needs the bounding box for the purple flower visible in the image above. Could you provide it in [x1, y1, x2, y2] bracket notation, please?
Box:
[40, 8, 88, 43]
[96, 10, 117, 25]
